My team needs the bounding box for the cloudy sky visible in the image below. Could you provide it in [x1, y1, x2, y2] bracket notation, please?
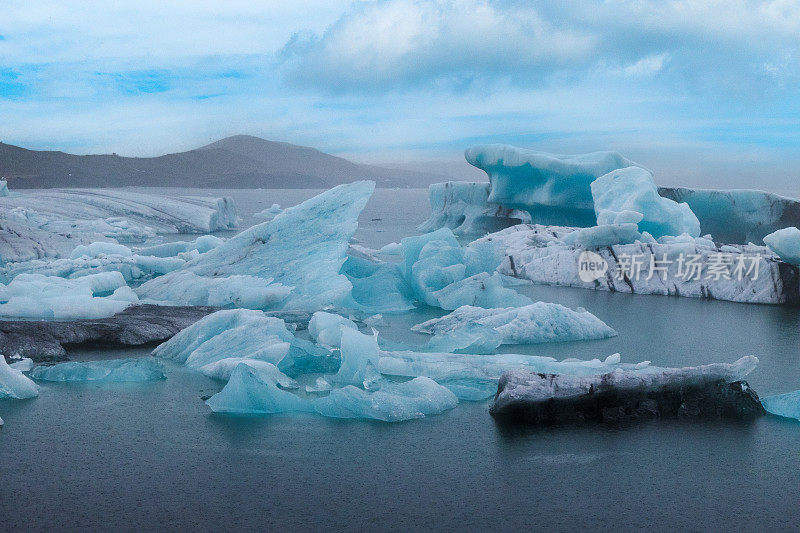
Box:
[1, 0, 799, 189]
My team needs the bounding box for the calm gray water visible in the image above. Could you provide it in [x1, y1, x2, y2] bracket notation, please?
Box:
[1, 188, 799, 532]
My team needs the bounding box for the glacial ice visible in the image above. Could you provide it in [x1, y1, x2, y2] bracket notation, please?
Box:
[761, 390, 800, 421]
[0, 180, 8, 197]
[254, 204, 283, 221]
[399, 227, 529, 310]
[559, 223, 642, 248]
[0, 355, 39, 399]
[308, 311, 359, 347]
[417, 181, 530, 235]
[660, 186, 800, 245]
[136, 235, 225, 258]
[483, 223, 798, 305]
[465, 144, 637, 226]
[333, 328, 382, 389]
[0, 189, 239, 236]
[591, 167, 700, 238]
[137, 181, 375, 311]
[341, 256, 415, 314]
[206, 361, 457, 422]
[0, 271, 138, 319]
[9, 358, 34, 372]
[763, 227, 800, 265]
[70, 242, 133, 259]
[1, 252, 185, 284]
[490, 356, 763, 421]
[412, 303, 617, 345]
[29, 357, 166, 382]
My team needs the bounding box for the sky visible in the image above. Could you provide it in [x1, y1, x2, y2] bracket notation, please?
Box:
[1, 0, 799, 190]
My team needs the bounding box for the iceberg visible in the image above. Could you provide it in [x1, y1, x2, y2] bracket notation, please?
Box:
[490, 356, 764, 423]
[412, 303, 616, 345]
[341, 256, 415, 314]
[418, 182, 530, 235]
[29, 357, 166, 382]
[591, 167, 700, 238]
[484, 223, 800, 305]
[0, 189, 239, 237]
[0, 304, 215, 362]
[465, 144, 638, 226]
[308, 311, 359, 347]
[660, 186, 800, 245]
[0, 271, 138, 319]
[0, 355, 39, 399]
[761, 390, 800, 421]
[70, 242, 133, 259]
[399, 227, 529, 310]
[763, 227, 800, 265]
[135, 235, 225, 258]
[152, 309, 334, 377]
[253, 204, 283, 221]
[137, 182, 375, 311]
[559, 223, 642, 248]
[206, 361, 457, 422]
[0, 180, 8, 197]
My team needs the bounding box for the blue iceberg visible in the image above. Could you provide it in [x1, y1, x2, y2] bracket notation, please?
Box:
[29, 357, 165, 382]
[0, 355, 39, 399]
[761, 390, 800, 421]
[764, 227, 800, 265]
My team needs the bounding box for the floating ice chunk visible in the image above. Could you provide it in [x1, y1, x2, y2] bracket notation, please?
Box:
[466, 144, 638, 226]
[30, 357, 165, 382]
[137, 182, 375, 311]
[334, 328, 382, 390]
[137, 235, 225, 258]
[253, 204, 283, 221]
[9, 358, 33, 372]
[198, 358, 298, 387]
[418, 181, 531, 235]
[399, 228, 525, 309]
[0, 180, 7, 197]
[0, 271, 137, 319]
[490, 356, 763, 422]
[761, 390, 800, 421]
[560, 223, 642, 248]
[1, 253, 185, 284]
[412, 303, 617, 344]
[314, 377, 458, 421]
[308, 311, 358, 347]
[342, 256, 415, 314]
[431, 272, 532, 310]
[154, 309, 293, 369]
[306, 377, 333, 393]
[0, 355, 39, 399]
[659, 186, 800, 245]
[206, 362, 307, 415]
[422, 323, 503, 354]
[592, 167, 700, 238]
[70, 242, 133, 259]
[764, 227, 800, 265]
[206, 362, 457, 422]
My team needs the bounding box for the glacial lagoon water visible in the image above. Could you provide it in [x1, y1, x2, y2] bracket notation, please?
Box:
[2, 188, 800, 531]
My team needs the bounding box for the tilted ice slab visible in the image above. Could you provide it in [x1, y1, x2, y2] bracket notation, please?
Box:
[660, 187, 800, 245]
[0, 188, 238, 235]
[764, 227, 800, 265]
[480, 224, 800, 305]
[29, 357, 166, 382]
[417, 181, 530, 236]
[0, 355, 39, 400]
[411, 303, 617, 345]
[153, 309, 334, 377]
[761, 390, 800, 421]
[592, 167, 700, 239]
[0, 271, 139, 319]
[137, 182, 375, 311]
[465, 144, 638, 227]
[490, 356, 763, 422]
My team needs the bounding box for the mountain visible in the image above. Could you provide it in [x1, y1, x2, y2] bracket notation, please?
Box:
[0, 135, 451, 189]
